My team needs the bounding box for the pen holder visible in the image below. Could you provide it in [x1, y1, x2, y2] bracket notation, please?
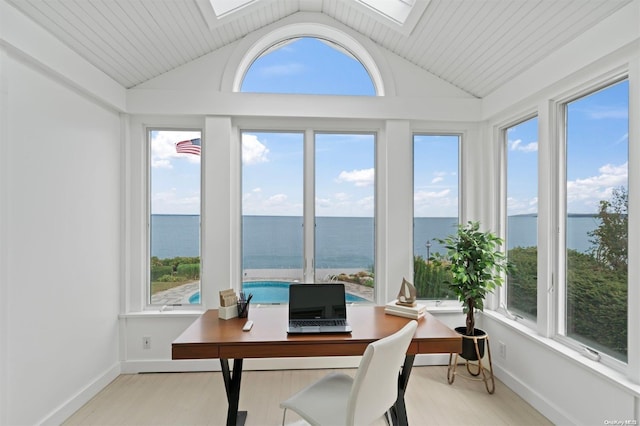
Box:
[237, 301, 250, 318]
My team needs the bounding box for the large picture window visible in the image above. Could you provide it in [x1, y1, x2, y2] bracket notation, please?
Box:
[413, 134, 460, 300]
[315, 133, 375, 302]
[240, 130, 375, 303]
[149, 129, 202, 305]
[563, 79, 628, 362]
[241, 132, 304, 289]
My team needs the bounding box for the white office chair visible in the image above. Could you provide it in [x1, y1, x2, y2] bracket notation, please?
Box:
[280, 320, 418, 426]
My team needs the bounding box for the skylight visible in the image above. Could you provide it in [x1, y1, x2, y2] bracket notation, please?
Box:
[351, 0, 429, 36]
[208, 0, 255, 18]
[357, 0, 415, 25]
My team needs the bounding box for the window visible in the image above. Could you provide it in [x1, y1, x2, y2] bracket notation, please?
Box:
[241, 132, 304, 285]
[241, 37, 376, 96]
[563, 79, 628, 362]
[413, 134, 460, 300]
[149, 130, 202, 305]
[505, 117, 538, 320]
[315, 133, 375, 301]
[241, 130, 376, 303]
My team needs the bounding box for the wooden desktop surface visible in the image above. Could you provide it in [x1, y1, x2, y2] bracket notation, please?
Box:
[172, 306, 461, 360]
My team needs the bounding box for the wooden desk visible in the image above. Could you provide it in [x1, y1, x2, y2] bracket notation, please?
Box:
[173, 306, 461, 426]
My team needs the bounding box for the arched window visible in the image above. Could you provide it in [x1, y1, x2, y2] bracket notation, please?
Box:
[240, 37, 376, 96]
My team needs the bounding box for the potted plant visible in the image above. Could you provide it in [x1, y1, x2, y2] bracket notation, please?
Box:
[430, 221, 512, 360]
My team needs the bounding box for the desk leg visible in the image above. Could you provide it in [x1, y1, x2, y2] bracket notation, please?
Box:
[220, 358, 246, 426]
[389, 354, 415, 426]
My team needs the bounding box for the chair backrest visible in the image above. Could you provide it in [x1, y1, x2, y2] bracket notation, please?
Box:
[346, 320, 418, 425]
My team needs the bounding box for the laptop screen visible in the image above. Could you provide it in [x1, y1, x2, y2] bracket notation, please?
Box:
[288, 284, 347, 320]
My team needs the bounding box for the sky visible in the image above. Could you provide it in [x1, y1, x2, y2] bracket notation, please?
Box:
[150, 39, 629, 218]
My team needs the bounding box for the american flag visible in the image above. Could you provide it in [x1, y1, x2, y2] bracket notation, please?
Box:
[175, 138, 201, 156]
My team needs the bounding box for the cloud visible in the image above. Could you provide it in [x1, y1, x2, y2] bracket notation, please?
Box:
[567, 162, 628, 211]
[431, 176, 444, 184]
[259, 63, 305, 77]
[151, 188, 200, 214]
[613, 132, 628, 145]
[414, 188, 458, 217]
[586, 107, 628, 120]
[150, 130, 201, 168]
[337, 168, 374, 187]
[316, 197, 332, 209]
[509, 139, 538, 153]
[265, 194, 287, 206]
[414, 189, 451, 202]
[357, 196, 374, 210]
[242, 134, 270, 165]
[507, 196, 538, 215]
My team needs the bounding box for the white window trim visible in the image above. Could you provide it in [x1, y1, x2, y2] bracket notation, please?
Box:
[555, 72, 630, 370]
[226, 22, 387, 96]
[145, 127, 204, 309]
[498, 113, 539, 327]
[236, 126, 379, 296]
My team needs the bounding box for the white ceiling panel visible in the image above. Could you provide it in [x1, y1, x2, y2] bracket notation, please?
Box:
[6, 0, 633, 96]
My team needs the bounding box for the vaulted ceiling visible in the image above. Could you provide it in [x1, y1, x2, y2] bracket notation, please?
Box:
[7, 0, 632, 97]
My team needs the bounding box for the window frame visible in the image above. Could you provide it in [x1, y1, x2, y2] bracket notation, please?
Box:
[411, 132, 463, 306]
[554, 73, 630, 371]
[499, 113, 539, 329]
[237, 123, 379, 302]
[145, 126, 205, 310]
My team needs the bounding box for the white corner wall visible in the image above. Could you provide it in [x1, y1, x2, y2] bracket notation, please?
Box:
[3, 50, 122, 425]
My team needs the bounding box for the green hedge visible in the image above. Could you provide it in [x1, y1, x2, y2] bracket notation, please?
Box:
[506, 247, 538, 318]
[150, 256, 201, 282]
[176, 263, 200, 280]
[413, 256, 455, 299]
[150, 265, 173, 281]
[415, 247, 627, 359]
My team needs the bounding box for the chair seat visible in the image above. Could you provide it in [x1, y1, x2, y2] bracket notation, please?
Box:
[280, 372, 354, 426]
[280, 321, 417, 426]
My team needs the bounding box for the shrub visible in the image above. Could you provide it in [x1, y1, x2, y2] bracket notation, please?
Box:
[176, 263, 200, 280]
[156, 274, 184, 283]
[413, 256, 454, 299]
[151, 265, 173, 281]
[506, 247, 537, 317]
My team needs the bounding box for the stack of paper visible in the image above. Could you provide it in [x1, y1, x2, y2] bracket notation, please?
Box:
[384, 300, 426, 319]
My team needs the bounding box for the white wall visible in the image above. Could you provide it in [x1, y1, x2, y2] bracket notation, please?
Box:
[2, 39, 122, 426]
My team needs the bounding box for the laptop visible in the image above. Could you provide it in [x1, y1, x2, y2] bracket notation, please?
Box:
[287, 283, 352, 334]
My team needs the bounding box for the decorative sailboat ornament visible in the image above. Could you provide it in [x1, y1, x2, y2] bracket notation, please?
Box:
[396, 278, 417, 307]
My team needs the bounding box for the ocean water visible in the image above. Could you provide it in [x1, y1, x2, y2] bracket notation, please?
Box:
[151, 215, 600, 266]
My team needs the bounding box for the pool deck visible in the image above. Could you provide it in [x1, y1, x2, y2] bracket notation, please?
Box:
[151, 280, 374, 306]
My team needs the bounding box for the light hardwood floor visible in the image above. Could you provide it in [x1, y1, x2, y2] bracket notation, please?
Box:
[64, 366, 552, 426]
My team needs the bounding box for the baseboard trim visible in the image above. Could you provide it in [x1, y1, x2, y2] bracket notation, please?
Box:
[493, 363, 574, 425]
[39, 362, 121, 426]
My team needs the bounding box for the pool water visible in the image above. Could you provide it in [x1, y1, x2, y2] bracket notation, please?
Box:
[188, 281, 368, 304]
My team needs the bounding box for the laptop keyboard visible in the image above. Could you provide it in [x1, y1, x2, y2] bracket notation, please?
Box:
[291, 320, 347, 327]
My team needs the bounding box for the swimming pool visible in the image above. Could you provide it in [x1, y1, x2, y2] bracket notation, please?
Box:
[188, 281, 368, 304]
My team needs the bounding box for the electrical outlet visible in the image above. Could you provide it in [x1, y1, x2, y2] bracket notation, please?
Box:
[499, 341, 507, 359]
[143, 336, 151, 350]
